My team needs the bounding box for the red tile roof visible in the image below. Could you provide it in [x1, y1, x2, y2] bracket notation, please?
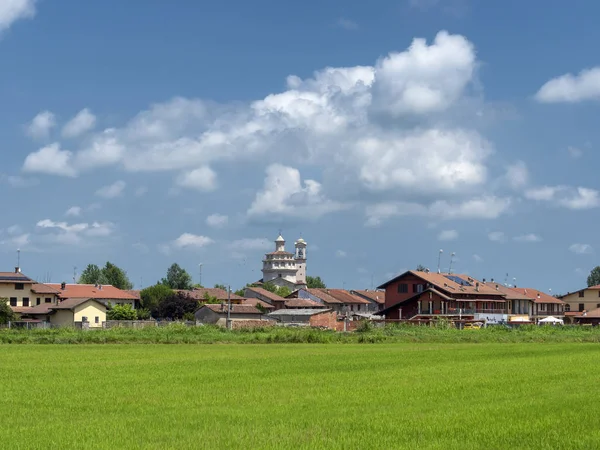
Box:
[245, 287, 286, 302]
[378, 271, 503, 297]
[307, 289, 343, 304]
[242, 298, 276, 310]
[51, 298, 107, 310]
[511, 288, 564, 304]
[574, 307, 600, 318]
[284, 298, 323, 308]
[31, 283, 61, 295]
[322, 289, 371, 305]
[351, 290, 386, 304]
[203, 304, 262, 315]
[46, 284, 138, 300]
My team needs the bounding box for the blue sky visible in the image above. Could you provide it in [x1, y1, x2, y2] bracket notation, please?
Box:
[1, 0, 600, 294]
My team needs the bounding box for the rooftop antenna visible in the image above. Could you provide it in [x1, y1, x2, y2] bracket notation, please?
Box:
[449, 252, 456, 274]
[73, 266, 77, 284]
[17, 248, 20, 269]
[437, 249, 444, 273]
[371, 274, 374, 291]
[512, 277, 516, 288]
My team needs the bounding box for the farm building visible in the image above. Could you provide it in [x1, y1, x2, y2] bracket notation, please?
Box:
[267, 309, 337, 329]
[195, 304, 270, 326]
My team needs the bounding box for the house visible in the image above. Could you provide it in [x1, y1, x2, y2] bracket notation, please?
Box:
[46, 283, 138, 309]
[282, 298, 324, 309]
[573, 308, 600, 326]
[194, 304, 267, 325]
[244, 286, 287, 309]
[267, 308, 336, 328]
[18, 298, 107, 328]
[257, 234, 308, 291]
[510, 288, 565, 322]
[242, 298, 276, 311]
[0, 268, 61, 309]
[377, 271, 508, 322]
[320, 289, 372, 313]
[557, 285, 600, 317]
[351, 290, 386, 312]
[287, 288, 341, 311]
[177, 288, 245, 305]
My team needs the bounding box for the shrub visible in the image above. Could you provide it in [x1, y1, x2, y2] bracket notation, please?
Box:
[107, 304, 137, 321]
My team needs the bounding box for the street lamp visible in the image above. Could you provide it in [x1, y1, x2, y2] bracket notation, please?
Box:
[198, 263, 203, 287]
[437, 249, 443, 273]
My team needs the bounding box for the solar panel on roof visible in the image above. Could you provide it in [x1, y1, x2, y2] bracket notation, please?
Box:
[444, 275, 472, 287]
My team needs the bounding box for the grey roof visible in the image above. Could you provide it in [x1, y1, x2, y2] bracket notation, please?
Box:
[268, 308, 331, 317]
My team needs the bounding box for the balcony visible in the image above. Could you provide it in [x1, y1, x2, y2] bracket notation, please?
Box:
[418, 308, 506, 316]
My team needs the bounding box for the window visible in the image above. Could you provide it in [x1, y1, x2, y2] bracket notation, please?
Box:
[22, 298, 29, 307]
[413, 284, 418, 293]
[565, 304, 570, 312]
[278, 274, 282, 278]
[397, 283, 408, 293]
[579, 303, 585, 312]
[95, 316, 99, 324]
[45, 298, 51, 303]
[579, 291, 585, 298]
[36, 298, 41, 305]
[82, 316, 88, 322]
[9, 298, 17, 307]
[14, 283, 24, 290]
[417, 284, 424, 293]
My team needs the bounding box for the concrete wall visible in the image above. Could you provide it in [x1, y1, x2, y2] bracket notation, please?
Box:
[50, 310, 74, 327]
[309, 312, 338, 329]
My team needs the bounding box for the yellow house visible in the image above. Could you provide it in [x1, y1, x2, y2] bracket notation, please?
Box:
[23, 298, 107, 328]
[558, 285, 600, 318]
[0, 269, 60, 309]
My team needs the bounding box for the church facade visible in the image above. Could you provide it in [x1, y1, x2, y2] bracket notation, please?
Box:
[261, 234, 307, 291]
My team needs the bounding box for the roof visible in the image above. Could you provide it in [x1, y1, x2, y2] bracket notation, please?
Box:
[51, 298, 107, 310]
[275, 235, 285, 242]
[351, 290, 386, 304]
[21, 304, 55, 315]
[511, 288, 564, 304]
[284, 298, 323, 308]
[31, 283, 61, 295]
[306, 289, 343, 304]
[268, 308, 332, 317]
[0, 272, 34, 283]
[175, 288, 245, 301]
[487, 284, 532, 301]
[46, 284, 138, 300]
[125, 290, 141, 300]
[242, 298, 276, 310]
[265, 251, 294, 256]
[574, 308, 600, 319]
[377, 271, 503, 297]
[244, 286, 286, 302]
[202, 304, 262, 315]
[320, 289, 371, 305]
[557, 284, 600, 298]
[376, 288, 451, 316]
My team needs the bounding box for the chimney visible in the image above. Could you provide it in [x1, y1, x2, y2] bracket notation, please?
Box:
[482, 278, 486, 283]
[98, 284, 102, 290]
[221, 301, 226, 312]
[475, 282, 480, 292]
[61, 282, 66, 290]
[15, 266, 21, 273]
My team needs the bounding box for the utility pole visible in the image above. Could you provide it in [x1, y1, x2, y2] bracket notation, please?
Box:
[73, 266, 77, 284]
[226, 284, 231, 330]
[437, 249, 443, 273]
[449, 252, 456, 274]
[199, 263, 203, 287]
[16, 248, 20, 270]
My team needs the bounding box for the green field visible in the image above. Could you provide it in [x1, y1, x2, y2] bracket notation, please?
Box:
[1, 344, 600, 449]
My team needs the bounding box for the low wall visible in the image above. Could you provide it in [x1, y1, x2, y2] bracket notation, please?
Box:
[230, 320, 276, 330]
[104, 320, 158, 329]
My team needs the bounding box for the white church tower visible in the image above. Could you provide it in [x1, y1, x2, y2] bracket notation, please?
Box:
[261, 233, 308, 290]
[295, 237, 307, 287]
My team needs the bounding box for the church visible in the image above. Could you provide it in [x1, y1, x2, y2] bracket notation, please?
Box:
[260, 234, 307, 291]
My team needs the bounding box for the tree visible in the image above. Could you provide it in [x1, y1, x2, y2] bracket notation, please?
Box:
[416, 264, 427, 271]
[276, 286, 291, 298]
[0, 299, 17, 324]
[106, 304, 138, 320]
[79, 262, 132, 290]
[202, 292, 221, 304]
[306, 276, 326, 289]
[214, 283, 227, 291]
[161, 263, 193, 290]
[140, 284, 174, 315]
[588, 266, 600, 287]
[155, 291, 197, 320]
[136, 308, 151, 320]
[261, 282, 278, 294]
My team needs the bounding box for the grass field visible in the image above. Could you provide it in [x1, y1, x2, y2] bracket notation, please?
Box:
[2, 344, 600, 449]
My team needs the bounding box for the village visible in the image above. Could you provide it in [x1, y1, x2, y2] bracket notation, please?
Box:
[1, 233, 600, 330]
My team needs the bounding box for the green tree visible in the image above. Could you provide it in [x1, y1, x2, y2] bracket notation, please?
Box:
[79, 262, 132, 289]
[261, 282, 278, 293]
[306, 276, 326, 288]
[140, 284, 174, 315]
[276, 286, 291, 298]
[234, 288, 246, 297]
[416, 264, 427, 271]
[202, 292, 221, 304]
[161, 263, 193, 290]
[214, 283, 227, 291]
[0, 299, 17, 324]
[588, 266, 600, 287]
[106, 304, 137, 320]
[136, 308, 151, 320]
[155, 291, 197, 320]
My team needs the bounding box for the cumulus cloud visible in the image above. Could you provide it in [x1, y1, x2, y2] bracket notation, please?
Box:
[172, 233, 214, 249]
[62, 108, 97, 138]
[0, 0, 36, 32]
[35, 218, 115, 246]
[505, 160, 529, 189]
[177, 166, 217, 191]
[535, 67, 600, 103]
[65, 206, 82, 217]
[525, 185, 600, 210]
[438, 230, 458, 241]
[26, 111, 55, 140]
[248, 164, 347, 219]
[22, 143, 76, 177]
[206, 213, 228, 228]
[569, 243, 593, 255]
[96, 181, 126, 199]
[513, 233, 542, 243]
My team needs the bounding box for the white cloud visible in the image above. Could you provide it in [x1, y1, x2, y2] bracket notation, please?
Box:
[569, 243, 593, 255]
[513, 233, 542, 243]
[505, 160, 529, 189]
[438, 230, 458, 241]
[96, 180, 126, 199]
[22, 143, 76, 177]
[62, 108, 97, 138]
[248, 164, 347, 219]
[365, 196, 510, 227]
[336, 250, 347, 258]
[65, 206, 82, 217]
[336, 18, 358, 30]
[26, 111, 55, 140]
[0, 0, 36, 32]
[35, 218, 115, 246]
[473, 254, 483, 263]
[525, 185, 600, 210]
[568, 146, 583, 158]
[177, 166, 217, 191]
[172, 233, 214, 249]
[0, 174, 38, 188]
[488, 231, 506, 242]
[206, 213, 228, 228]
[228, 238, 272, 251]
[535, 67, 600, 103]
